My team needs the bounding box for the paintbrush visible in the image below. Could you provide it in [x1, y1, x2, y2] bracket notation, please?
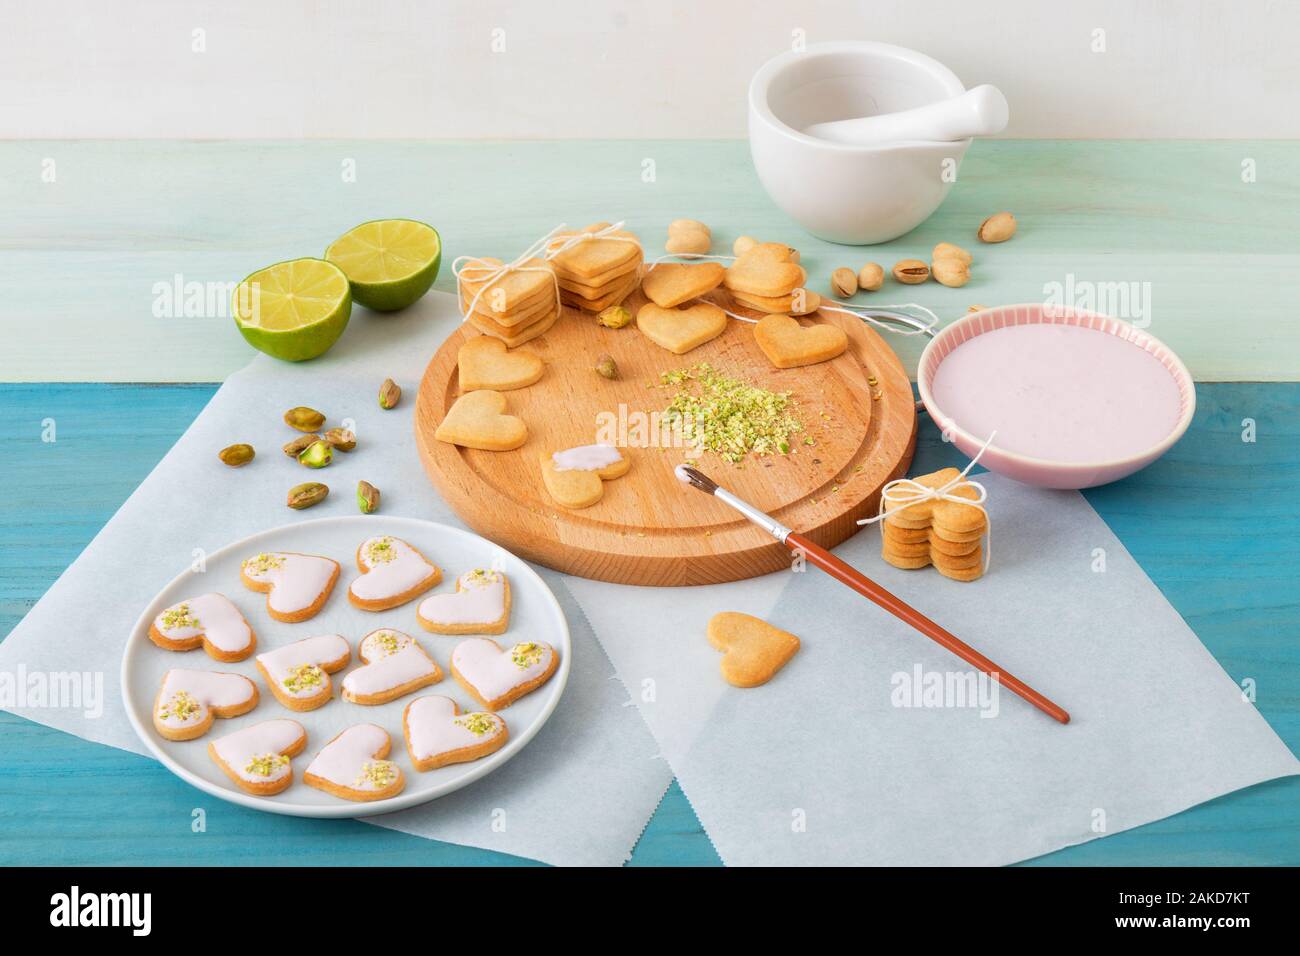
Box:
[674, 465, 1070, 724]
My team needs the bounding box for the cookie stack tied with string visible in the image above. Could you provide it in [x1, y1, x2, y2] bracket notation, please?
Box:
[457, 252, 561, 349]
[875, 466, 990, 583]
[546, 222, 643, 312]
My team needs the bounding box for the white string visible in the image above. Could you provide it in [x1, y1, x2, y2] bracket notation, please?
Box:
[819, 302, 939, 336]
[857, 431, 997, 572]
[453, 222, 643, 321]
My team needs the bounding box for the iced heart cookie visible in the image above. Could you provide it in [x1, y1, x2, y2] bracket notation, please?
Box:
[153, 668, 258, 741]
[539, 444, 630, 509]
[641, 261, 726, 308]
[240, 551, 340, 623]
[753, 313, 849, 369]
[208, 718, 307, 795]
[341, 628, 443, 705]
[149, 593, 256, 662]
[707, 612, 801, 688]
[348, 535, 442, 611]
[451, 638, 559, 710]
[636, 301, 727, 354]
[403, 695, 509, 771]
[255, 633, 351, 711]
[457, 335, 545, 392]
[434, 390, 528, 451]
[416, 569, 512, 635]
[724, 242, 805, 297]
[303, 723, 405, 802]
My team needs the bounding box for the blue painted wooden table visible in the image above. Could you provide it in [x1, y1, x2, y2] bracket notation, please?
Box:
[2, 382, 1296, 865]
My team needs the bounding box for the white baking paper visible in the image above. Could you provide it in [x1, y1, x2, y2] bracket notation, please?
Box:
[569, 474, 1299, 865]
[0, 295, 670, 867]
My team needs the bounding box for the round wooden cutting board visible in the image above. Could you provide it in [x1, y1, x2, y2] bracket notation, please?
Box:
[415, 285, 916, 585]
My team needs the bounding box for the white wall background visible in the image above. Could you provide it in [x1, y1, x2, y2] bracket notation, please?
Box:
[3, 0, 1298, 139]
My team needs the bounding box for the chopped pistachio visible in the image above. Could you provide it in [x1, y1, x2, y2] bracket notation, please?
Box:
[160, 603, 200, 630]
[659, 362, 802, 464]
[455, 713, 498, 736]
[366, 537, 396, 563]
[511, 642, 544, 669]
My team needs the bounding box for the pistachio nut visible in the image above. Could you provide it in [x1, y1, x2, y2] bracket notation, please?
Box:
[594, 354, 618, 380]
[977, 212, 1017, 243]
[857, 262, 884, 292]
[297, 439, 333, 468]
[597, 305, 632, 329]
[378, 378, 401, 410]
[933, 242, 972, 266]
[218, 443, 255, 467]
[284, 406, 326, 432]
[932, 257, 971, 288]
[282, 433, 320, 458]
[287, 482, 329, 510]
[830, 267, 858, 298]
[892, 259, 931, 284]
[357, 480, 381, 514]
[322, 427, 356, 452]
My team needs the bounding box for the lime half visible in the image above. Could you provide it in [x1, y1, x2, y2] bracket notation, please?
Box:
[232, 258, 352, 362]
[326, 218, 441, 312]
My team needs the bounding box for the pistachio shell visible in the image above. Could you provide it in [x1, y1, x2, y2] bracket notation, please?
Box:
[287, 482, 328, 510]
[977, 212, 1017, 243]
[857, 263, 884, 292]
[830, 267, 858, 298]
[892, 259, 931, 284]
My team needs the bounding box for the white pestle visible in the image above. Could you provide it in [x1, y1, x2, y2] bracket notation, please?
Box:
[802, 84, 1009, 146]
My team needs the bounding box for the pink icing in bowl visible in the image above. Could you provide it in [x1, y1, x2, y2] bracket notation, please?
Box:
[917, 305, 1196, 489]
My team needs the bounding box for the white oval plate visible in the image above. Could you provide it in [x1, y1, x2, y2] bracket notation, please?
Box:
[122, 515, 571, 818]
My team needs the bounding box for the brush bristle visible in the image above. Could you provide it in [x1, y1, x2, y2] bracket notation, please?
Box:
[675, 465, 718, 495]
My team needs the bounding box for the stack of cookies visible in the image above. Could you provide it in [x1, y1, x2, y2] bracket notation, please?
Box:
[547, 222, 643, 312]
[458, 257, 561, 348]
[722, 241, 811, 314]
[879, 468, 988, 582]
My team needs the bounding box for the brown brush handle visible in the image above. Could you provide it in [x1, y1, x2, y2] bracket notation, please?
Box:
[786, 532, 1070, 724]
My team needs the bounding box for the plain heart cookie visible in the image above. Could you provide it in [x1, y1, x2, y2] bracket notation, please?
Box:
[403, 695, 509, 771]
[208, 718, 307, 796]
[731, 287, 821, 315]
[723, 242, 805, 297]
[706, 611, 801, 688]
[451, 638, 559, 710]
[636, 301, 727, 354]
[150, 593, 256, 662]
[457, 335, 545, 392]
[641, 261, 725, 308]
[435, 389, 528, 451]
[539, 444, 630, 509]
[239, 551, 340, 623]
[753, 313, 849, 369]
[341, 628, 443, 705]
[255, 633, 352, 711]
[416, 569, 512, 635]
[153, 668, 259, 741]
[348, 535, 442, 611]
[547, 222, 642, 279]
[303, 723, 405, 802]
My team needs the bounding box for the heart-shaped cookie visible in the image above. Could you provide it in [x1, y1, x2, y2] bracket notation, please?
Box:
[255, 633, 352, 711]
[341, 628, 444, 705]
[304, 723, 405, 802]
[153, 668, 259, 741]
[417, 569, 512, 634]
[753, 313, 849, 369]
[548, 222, 642, 279]
[466, 301, 561, 348]
[208, 718, 307, 795]
[458, 336, 544, 392]
[458, 256, 555, 312]
[539, 444, 630, 509]
[239, 551, 340, 623]
[348, 535, 442, 611]
[723, 242, 805, 297]
[435, 389, 528, 451]
[707, 612, 801, 687]
[403, 695, 509, 771]
[451, 638, 560, 710]
[150, 592, 256, 662]
[731, 287, 821, 315]
[641, 262, 725, 308]
[636, 301, 727, 354]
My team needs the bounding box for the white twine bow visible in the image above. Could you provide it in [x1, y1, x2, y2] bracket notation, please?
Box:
[453, 222, 643, 321]
[857, 431, 997, 572]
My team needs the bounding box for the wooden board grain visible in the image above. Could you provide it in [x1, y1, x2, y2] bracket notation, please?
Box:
[415, 286, 916, 585]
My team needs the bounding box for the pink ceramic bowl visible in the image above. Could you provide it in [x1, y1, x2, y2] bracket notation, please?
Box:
[917, 304, 1196, 489]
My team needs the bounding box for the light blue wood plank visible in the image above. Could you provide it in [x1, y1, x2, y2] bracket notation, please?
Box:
[0, 383, 1295, 865]
[1, 140, 1297, 382]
